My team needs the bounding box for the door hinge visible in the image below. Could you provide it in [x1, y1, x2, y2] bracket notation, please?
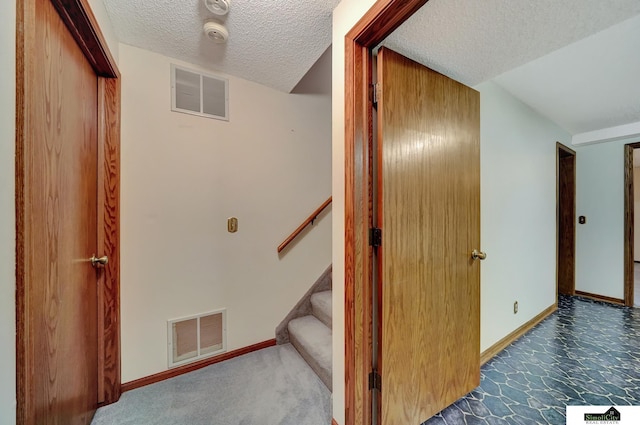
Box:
[369, 371, 381, 391]
[369, 227, 382, 247]
[372, 83, 380, 105]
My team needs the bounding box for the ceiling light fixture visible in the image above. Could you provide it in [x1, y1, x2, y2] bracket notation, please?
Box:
[203, 20, 229, 43]
[204, 0, 230, 16]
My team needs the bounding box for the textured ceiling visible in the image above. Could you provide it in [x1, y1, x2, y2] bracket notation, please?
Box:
[101, 0, 340, 93]
[492, 15, 640, 135]
[382, 0, 640, 135]
[383, 0, 640, 87]
[102, 0, 640, 135]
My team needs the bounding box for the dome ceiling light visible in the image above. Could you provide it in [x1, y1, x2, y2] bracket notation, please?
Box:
[204, 0, 230, 16]
[203, 20, 229, 43]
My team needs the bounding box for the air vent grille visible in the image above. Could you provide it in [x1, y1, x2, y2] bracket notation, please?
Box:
[171, 64, 229, 121]
[168, 309, 226, 368]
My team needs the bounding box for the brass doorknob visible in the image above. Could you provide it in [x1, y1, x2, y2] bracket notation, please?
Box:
[471, 250, 486, 261]
[90, 254, 108, 267]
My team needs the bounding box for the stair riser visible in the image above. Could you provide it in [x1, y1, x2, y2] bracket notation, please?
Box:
[312, 304, 332, 328]
[290, 331, 332, 391]
[310, 291, 332, 329]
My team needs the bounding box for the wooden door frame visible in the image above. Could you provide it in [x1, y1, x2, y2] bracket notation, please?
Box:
[344, 1, 429, 424]
[15, 0, 122, 421]
[624, 142, 640, 307]
[556, 142, 576, 298]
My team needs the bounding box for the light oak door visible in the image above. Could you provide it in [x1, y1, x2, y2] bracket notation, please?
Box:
[376, 47, 481, 425]
[23, 0, 99, 423]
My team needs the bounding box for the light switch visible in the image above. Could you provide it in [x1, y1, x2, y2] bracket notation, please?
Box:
[227, 217, 238, 233]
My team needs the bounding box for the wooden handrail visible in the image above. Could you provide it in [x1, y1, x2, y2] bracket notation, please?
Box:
[277, 197, 332, 253]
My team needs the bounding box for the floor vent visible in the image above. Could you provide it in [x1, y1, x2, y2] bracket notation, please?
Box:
[167, 309, 226, 368]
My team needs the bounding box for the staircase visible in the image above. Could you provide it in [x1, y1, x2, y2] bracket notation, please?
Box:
[288, 290, 332, 391]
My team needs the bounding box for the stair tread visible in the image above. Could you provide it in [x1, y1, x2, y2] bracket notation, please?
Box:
[288, 315, 332, 390]
[310, 290, 332, 328]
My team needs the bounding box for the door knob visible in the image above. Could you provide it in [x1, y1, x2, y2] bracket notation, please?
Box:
[471, 250, 486, 261]
[90, 254, 108, 268]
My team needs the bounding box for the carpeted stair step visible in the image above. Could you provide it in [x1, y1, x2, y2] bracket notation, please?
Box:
[310, 290, 332, 328]
[288, 315, 332, 391]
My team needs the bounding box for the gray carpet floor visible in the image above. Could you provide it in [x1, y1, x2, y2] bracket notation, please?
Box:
[91, 343, 331, 425]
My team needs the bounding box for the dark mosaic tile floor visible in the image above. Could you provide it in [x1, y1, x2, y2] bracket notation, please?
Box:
[423, 296, 640, 425]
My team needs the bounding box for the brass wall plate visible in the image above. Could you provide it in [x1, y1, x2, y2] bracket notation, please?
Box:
[227, 217, 238, 233]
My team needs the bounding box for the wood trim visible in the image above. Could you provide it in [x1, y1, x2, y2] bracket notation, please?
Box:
[574, 290, 625, 306]
[556, 141, 576, 156]
[624, 143, 640, 307]
[277, 197, 332, 253]
[480, 304, 557, 365]
[16, 0, 121, 418]
[14, 3, 30, 423]
[347, 1, 430, 45]
[120, 339, 277, 392]
[344, 2, 430, 424]
[344, 30, 374, 425]
[97, 77, 122, 405]
[49, 0, 118, 77]
[343, 36, 357, 425]
[332, 419, 340, 425]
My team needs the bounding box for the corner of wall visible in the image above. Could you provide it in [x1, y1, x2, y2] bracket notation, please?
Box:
[478, 79, 570, 352]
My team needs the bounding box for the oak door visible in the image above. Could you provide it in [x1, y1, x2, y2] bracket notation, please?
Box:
[22, 0, 100, 423]
[377, 47, 481, 425]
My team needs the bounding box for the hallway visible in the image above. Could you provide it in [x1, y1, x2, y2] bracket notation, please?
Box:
[424, 295, 640, 424]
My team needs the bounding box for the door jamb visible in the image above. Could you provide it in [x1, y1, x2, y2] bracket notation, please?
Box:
[15, 0, 122, 420]
[556, 142, 576, 299]
[624, 143, 640, 307]
[344, 1, 430, 424]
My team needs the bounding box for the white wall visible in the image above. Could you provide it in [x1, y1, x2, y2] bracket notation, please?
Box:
[332, 4, 571, 421]
[0, 1, 16, 423]
[574, 137, 639, 299]
[118, 44, 332, 382]
[477, 81, 570, 350]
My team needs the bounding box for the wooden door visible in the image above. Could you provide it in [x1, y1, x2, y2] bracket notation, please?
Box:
[22, 0, 100, 422]
[557, 144, 576, 296]
[377, 47, 481, 425]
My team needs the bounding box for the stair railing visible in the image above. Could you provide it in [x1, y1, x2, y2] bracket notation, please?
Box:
[277, 197, 332, 253]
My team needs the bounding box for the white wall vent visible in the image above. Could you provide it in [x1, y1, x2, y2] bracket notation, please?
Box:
[171, 64, 229, 121]
[167, 308, 226, 368]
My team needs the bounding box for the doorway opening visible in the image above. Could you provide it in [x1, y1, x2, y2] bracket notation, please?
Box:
[344, 2, 479, 424]
[557, 143, 576, 299]
[624, 142, 640, 307]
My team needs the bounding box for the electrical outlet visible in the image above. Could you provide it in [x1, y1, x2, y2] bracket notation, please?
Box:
[514, 301, 518, 314]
